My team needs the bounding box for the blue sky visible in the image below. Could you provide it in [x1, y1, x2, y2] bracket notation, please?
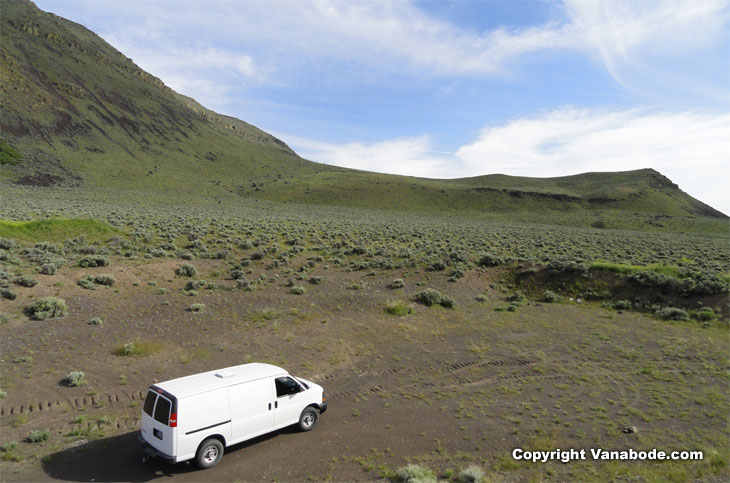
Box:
[35, 0, 730, 214]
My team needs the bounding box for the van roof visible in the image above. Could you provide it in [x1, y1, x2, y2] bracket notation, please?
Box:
[155, 363, 288, 399]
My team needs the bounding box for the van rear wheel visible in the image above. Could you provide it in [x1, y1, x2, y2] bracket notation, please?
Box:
[196, 438, 224, 469]
[298, 407, 319, 431]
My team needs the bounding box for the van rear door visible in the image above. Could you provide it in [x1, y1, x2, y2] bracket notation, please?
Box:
[141, 388, 177, 459]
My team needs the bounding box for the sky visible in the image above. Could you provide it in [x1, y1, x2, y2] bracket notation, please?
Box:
[35, 0, 730, 214]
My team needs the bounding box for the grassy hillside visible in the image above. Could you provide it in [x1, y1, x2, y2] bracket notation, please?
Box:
[0, 0, 337, 195]
[0, 0, 726, 233]
[248, 168, 727, 232]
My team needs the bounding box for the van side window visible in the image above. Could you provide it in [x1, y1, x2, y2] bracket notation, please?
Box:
[154, 395, 171, 425]
[143, 390, 157, 417]
[275, 377, 300, 397]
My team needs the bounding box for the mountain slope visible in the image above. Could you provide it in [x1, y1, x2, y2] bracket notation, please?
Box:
[0, 0, 726, 229]
[0, 0, 338, 195]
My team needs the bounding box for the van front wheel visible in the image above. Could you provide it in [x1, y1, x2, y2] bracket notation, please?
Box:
[196, 438, 224, 469]
[298, 407, 319, 431]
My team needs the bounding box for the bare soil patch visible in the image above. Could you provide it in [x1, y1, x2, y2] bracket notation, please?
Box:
[1, 258, 728, 482]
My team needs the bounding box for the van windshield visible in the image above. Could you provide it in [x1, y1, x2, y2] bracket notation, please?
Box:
[294, 376, 309, 390]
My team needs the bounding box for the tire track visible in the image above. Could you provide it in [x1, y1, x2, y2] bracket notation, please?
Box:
[1, 390, 144, 420]
[326, 356, 538, 399]
[326, 354, 720, 400]
[0, 354, 717, 418]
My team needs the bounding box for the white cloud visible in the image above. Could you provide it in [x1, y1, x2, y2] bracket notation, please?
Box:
[85, 0, 574, 81]
[565, 0, 729, 63]
[563, 0, 730, 93]
[455, 107, 730, 214]
[283, 134, 454, 179]
[39, 0, 729, 102]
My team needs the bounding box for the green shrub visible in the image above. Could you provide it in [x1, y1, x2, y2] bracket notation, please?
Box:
[77, 276, 96, 290]
[290, 285, 306, 295]
[547, 259, 589, 274]
[230, 268, 245, 280]
[394, 464, 436, 483]
[40, 263, 58, 275]
[93, 274, 115, 286]
[0, 237, 17, 250]
[236, 278, 254, 291]
[439, 294, 455, 308]
[27, 429, 50, 443]
[0, 441, 17, 452]
[415, 288, 441, 306]
[390, 278, 405, 289]
[121, 342, 136, 356]
[89, 317, 103, 326]
[507, 291, 525, 304]
[696, 307, 716, 321]
[456, 465, 484, 483]
[613, 299, 632, 310]
[428, 260, 446, 271]
[0, 140, 22, 165]
[629, 270, 679, 292]
[678, 268, 729, 295]
[189, 303, 205, 312]
[655, 307, 689, 321]
[308, 276, 323, 284]
[541, 290, 560, 303]
[14, 275, 37, 287]
[582, 288, 611, 300]
[65, 371, 86, 387]
[385, 301, 414, 316]
[185, 279, 208, 291]
[0, 388, 7, 399]
[175, 263, 197, 277]
[0, 236, 18, 251]
[475, 294, 488, 302]
[1, 451, 21, 462]
[1, 288, 18, 300]
[24, 297, 68, 320]
[448, 273, 463, 283]
[478, 253, 507, 267]
[78, 256, 109, 268]
[114, 341, 162, 357]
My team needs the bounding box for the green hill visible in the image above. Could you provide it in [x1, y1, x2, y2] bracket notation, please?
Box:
[0, 0, 337, 195]
[1, 0, 726, 232]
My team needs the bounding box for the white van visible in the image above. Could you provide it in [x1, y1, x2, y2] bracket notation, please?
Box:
[138, 363, 327, 468]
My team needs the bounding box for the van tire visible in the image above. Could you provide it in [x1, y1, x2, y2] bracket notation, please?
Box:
[298, 407, 319, 431]
[195, 438, 224, 469]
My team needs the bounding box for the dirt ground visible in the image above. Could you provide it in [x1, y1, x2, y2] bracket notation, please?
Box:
[1, 258, 728, 482]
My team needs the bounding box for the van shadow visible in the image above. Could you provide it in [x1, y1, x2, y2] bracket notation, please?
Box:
[42, 427, 300, 482]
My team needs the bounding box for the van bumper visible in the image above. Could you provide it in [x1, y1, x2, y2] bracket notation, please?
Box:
[319, 400, 328, 414]
[138, 433, 175, 463]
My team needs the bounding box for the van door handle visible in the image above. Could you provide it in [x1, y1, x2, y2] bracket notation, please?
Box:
[268, 403, 271, 410]
[275, 401, 278, 409]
